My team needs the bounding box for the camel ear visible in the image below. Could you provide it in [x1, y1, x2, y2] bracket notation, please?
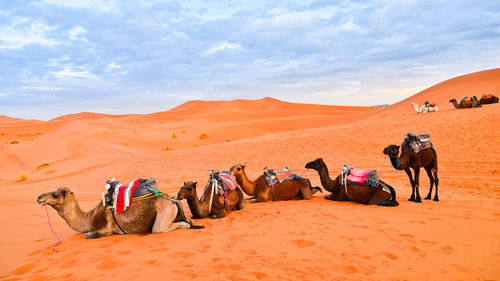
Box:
[242, 165, 245, 169]
[61, 189, 67, 197]
[193, 182, 197, 188]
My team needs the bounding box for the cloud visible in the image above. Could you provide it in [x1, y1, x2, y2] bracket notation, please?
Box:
[68, 26, 88, 42]
[0, 18, 59, 49]
[21, 86, 62, 91]
[204, 41, 242, 55]
[50, 65, 98, 79]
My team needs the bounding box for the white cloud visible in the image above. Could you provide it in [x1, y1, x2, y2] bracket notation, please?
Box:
[68, 26, 88, 42]
[21, 86, 62, 91]
[107, 62, 122, 71]
[204, 41, 242, 55]
[51, 65, 98, 79]
[0, 19, 59, 49]
[43, 0, 119, 13]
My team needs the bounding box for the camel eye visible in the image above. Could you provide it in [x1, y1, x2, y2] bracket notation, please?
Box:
[52, 193, 58, 198]
[237, 167, 241, 171]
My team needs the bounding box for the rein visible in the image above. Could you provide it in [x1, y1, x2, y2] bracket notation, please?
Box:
[43, 203, 63, 252]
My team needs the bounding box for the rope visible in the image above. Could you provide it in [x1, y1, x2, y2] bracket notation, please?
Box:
[389, 155, 400, 172]
[43, 204, 63, 252]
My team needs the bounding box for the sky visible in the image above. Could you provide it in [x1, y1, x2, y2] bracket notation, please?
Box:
[1, 0, 499, 120]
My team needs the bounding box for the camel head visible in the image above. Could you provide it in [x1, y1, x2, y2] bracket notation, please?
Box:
[177, 181, 197, 200]
[305, 158, 325, 171]
[383, 145, 400, 157]
[449, 98, 456, 103]
[230, 164, 246, 177]
[37, 187, 73, 210]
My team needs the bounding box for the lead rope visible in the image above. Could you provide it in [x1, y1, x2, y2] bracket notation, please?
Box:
[208, 179, 216, 214]
[43, 204, 63, 252]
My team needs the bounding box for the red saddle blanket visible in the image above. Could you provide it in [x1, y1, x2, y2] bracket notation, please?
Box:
[115, 178, 141, 214]
[483, 94, 492, 99]
[219, 171, 238, 191]
[463, 97, 472, 103]
[276, 169, 293, 182]
[346, 168, 370, 184]
[429, 103, 436, 107]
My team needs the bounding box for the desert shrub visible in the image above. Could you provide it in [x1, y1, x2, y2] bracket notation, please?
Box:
[36, 162, 50, 170]
[17, 172, 27, 182]
[9, 140, 19, 145]
[199, 133, 208, 140]
[172, 133, 177, 138]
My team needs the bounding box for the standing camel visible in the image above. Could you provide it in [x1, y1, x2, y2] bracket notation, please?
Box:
[37, 186, 201, 239]
[230, 164, 321, 202]
[449, 96, 481, 109]
[177, 181, 245, 219]
[383, 135, 439, 202]
[411, 102, 438, 113]
[305, 158, 398, 206]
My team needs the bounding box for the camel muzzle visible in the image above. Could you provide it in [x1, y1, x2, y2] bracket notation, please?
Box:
[37, 195, 47, 205]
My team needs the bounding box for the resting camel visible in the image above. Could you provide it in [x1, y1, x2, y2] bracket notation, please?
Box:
[305, 158, 398, 206]
[177, 181, 245, 219]
[230, 164, 321, 202]
[449, 96, 481, 109]
[37, 186, 202, 239]
[479, 94, 499, 104]
[383, 138, 439, 203]
[411, 102, 438, 113]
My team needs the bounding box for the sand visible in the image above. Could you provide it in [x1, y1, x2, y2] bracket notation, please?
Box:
[0, 68, 499, 281]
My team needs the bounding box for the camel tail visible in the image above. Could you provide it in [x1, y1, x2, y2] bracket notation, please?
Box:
[379, 182, 399, 207]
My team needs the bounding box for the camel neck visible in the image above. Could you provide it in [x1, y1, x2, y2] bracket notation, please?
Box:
[235, 171, 256, 196]
[390, 148, 409, 170]
[58, 196, 94, 233]
[318, 165, 334, 190]
[186, 187, 209, 218]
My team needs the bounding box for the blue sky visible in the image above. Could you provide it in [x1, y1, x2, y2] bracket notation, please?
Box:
[1, 0, 499, 120]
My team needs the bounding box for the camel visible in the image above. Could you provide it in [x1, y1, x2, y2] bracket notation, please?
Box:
[411, 102, 438, 113]
[177, 181, 245, 219]
[383, 136, 439, 203]
[479, 94, 499, 104]
[305, 158, 398, 206]
[230, 164, 321, 202]
[449, 96, 481, 109]
[37, 186, 202, 239]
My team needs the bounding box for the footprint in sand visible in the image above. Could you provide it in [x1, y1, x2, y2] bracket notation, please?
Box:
[409, 246, 421, 253]
[341, 265, 359, 274]
[381, 252, 399, 260]
[11, 263, 36, 275]
[291, 239, 316, 248]
[95, 259, 117, 271]
[441, 245, 454, 255]
[251, 271, 268, 280]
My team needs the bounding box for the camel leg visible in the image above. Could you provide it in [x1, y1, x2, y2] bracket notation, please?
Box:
[413, 168, 422, 203]
[424, 166, 434, 200]
[404, 168, 416, 201]
[152, 202, 190, 233]
[433, 168, 439, 201]
[235, 187, 245, 210]
[298, 182, 313, 200]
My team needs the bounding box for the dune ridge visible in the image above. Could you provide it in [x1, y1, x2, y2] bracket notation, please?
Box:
[0, 68, 499, 280]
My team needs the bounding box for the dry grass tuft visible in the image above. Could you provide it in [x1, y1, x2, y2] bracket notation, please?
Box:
[199, 133, 208, 140]
[172, 133, 177, 138]
[36, 162, 50, 170]
[9, 140, 19, 145]
[17, 172, 27, 182]
[163, 146, 173, 151]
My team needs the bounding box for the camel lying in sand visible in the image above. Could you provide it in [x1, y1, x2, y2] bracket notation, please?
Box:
[37, 186, 202, 239]
[230, 164, 321, 202]
[411, 102, 438, 113]
[449, 96, 481, 109]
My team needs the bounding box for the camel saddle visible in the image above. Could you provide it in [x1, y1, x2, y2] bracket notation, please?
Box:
[482, 94, 492, 99]
[461, 96, 478, 104]
[404, 133, 433, 153]
[103, 177, 160, 214]
[263, 167, 296, 186]
[340, 165, 391, 193]
[206, 170, 238, 196]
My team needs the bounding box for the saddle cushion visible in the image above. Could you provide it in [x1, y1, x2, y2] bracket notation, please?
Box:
[218, 170, 238, 191]
[463, 97, 472, 103]
[346, 168, 370, 183]
[264, 167, 295, 186]
[429, 103, 436, 107]
[341, 166, 379, 186]
[483, 94, 492, 99]
[115, 178, 142, 214]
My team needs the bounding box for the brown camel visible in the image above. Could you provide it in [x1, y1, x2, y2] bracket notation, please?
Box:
[479, 94, 499, 104]
[177, 181, 245, 219]
[383, 135, 439, 203]
[230, 164, 321, 202]
[37, 186, 202, 239]
[305, 158, 398, 206]
[449, 96, 482, 109]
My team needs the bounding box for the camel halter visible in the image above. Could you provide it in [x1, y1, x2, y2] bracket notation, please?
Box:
[43, 203, 63, 252]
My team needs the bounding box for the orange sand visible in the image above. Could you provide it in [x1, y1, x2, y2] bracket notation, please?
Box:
[0, 68, 499, 280]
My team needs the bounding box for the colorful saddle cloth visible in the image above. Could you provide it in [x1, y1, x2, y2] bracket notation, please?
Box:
[483, 94, 492, 99]
[341, 166, 379, 186]
[103, 178, 158, 214]
[218, 170, 238, 191]
[264, 167, 296, 186]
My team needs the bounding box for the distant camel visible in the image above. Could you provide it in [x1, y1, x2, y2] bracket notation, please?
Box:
[37, 187, 201, 239]
[411, 102, 438, 113]
[305, 158, 398, 206]
[177, 181, 245, 219]
[230, 164, 321, 202]
[479, 94, 499, 104]
[449, 96, 481, 109]
[383, 134, 439, 202]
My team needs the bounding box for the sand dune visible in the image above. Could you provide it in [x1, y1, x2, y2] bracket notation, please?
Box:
[0, 68, 499, 280]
